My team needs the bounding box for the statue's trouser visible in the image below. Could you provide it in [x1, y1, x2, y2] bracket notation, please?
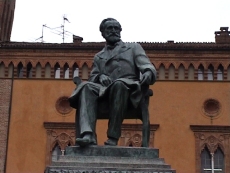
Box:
[107, 81, 129, 140]
[77, 81, 129, 140]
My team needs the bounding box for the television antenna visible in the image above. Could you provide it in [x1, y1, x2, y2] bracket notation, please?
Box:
[35, 15, 72, 43]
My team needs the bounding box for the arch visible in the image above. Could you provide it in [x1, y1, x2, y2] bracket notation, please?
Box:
[72, 63, 79, 78]
[227, 64, 230, 80]
[8, 62, 14, 78]
[188, 64, 195, 80]
[45, 62, 51, 78]
[35, 62, 42, 78]
[26, 62, 33, 78]
[17, 62, 23, 78]
[217, 64, 224, 81]
[81, 63, 89, 80]
[51, 143, 62, 161]
[158, 63, 165, 80]
[168, 63, 175, 80]
[0, 62, 5, 77]
[54, 63, 61, 79]
[64, 63, 69, 79]
[178, 64, 185, 80]
[201, 146, 211, 170]
[198, 64, 204, 80]
[207, 64, 214, 80]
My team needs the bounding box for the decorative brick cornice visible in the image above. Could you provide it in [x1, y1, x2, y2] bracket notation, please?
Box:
[43, 122, 75, 129]
[190, 125, 230, 133]
[1, 41, 230, 51]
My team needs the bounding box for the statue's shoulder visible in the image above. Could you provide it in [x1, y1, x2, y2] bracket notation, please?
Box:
[94, 48, 105, 59]
[124, 42, 142, 49]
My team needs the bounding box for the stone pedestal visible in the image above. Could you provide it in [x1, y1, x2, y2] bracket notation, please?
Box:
[45, 145, 176, 173]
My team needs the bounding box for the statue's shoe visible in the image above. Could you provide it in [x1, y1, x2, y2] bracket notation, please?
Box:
[76, 137, 97, 147]
[76, 138, 90, 147]
[104, 138, 118, 146]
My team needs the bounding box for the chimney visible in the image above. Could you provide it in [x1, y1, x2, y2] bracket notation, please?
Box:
[215, 27, 230, 44]
[73, 35, 83, 44]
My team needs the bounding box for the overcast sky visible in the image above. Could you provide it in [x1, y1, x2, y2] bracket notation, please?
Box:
[11, 0, 230, 43]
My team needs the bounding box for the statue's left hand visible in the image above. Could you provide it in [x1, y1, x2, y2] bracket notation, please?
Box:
[99, 74, 112, 87]
[140, 71, 152, 85]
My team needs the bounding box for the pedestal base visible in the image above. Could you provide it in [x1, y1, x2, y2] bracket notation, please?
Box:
[45, 145, 176, 173]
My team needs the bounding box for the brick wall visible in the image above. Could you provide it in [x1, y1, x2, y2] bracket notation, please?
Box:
[0, 79, 12, 173]
[0, 0, 16, 41]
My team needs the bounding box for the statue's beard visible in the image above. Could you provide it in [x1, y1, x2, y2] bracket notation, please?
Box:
[105, 34, 120, 44]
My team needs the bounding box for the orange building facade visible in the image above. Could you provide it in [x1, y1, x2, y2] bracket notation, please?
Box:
[0, 27, 230, 173]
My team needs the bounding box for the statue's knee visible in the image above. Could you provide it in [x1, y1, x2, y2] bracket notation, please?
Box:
[112, 81, 126, 89]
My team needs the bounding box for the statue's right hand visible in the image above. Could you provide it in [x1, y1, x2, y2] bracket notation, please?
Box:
[99, 74, 112, 87]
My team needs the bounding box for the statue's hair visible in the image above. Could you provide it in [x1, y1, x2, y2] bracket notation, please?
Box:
[99, 18, 122, 32]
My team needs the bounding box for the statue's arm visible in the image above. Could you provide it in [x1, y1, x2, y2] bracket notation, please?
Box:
[133, 43, 157, 85]
[88, 57, 101, 83]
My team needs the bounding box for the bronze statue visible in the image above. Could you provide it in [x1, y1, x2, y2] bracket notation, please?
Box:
[69, 18, 156, 147]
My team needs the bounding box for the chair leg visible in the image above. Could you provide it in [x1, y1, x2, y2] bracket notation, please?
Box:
[141, 100, 150, 147]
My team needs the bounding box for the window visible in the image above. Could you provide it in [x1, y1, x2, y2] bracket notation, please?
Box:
[45, 63, 51, 78]
[207, 65, 214, 80]
[178, 64, 185, 80]
[168, 64, 175, 80]
[72, 63, 79, 78]
[26, 63, 32, 78]
[188, 64, 195, 80]
[17, 62, 23, 78]
[64, 63, 69, 79]
[201, 147, 224, 173]
[158, 64, 165, 80]
[35, 63, 42, 78]
[198, 65, 204, 80]
[217, 65, 224, 81]
[54, 63, 60, 78]
[201, 146, 211, 172]
[0, 62, 5, 77]
[190, 125, 230, 173]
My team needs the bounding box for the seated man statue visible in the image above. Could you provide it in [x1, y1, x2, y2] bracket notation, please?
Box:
[69, 18, 156, 147]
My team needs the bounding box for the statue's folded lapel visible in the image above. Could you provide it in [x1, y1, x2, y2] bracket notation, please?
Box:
[106, 42, 131, 63]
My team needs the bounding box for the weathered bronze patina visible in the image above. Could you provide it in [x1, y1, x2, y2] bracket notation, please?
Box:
[69, 18, 156, 147]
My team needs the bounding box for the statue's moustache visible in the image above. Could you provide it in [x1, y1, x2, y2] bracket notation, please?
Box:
[108, 33, 120, 37]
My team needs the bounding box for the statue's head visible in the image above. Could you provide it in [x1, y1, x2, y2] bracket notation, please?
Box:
[99, 18, 122, 45]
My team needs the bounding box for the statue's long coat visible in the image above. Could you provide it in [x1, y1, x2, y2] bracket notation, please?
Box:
[69, 41, 156, 108]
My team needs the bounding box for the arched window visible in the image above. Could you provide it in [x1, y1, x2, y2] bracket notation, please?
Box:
[201, 146, 224, 173]
[35, 63, 42, 78]
[73, 63, 79, 78]
[0, 62, 5, 77]
[188, 64, 195, 80]
[8, 62, 14, 78]
[158, 64, 165, 80]
[82, 63, 89, 80]
[178, 64, 185, 80]
[45, 63, 51, 78]
[201, 146, 211, 171]
[198, 65, 204, 80]
[227, 65, 230, 80]
[26, 62, 33, 78]
[168, 64, 175, 80]
[217, 65, 223, 81]
[54, 63, 60, 79]
[64, 63, 69, 79]
[207, 65, 214, 80]
[214, 147, 224, 172]
[51, 144, 62, 162]
[17, 62, 23, 78]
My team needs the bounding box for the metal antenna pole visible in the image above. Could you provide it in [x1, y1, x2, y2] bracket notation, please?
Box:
[42, 25, 45, 43]
[62, 15, 65, 43]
